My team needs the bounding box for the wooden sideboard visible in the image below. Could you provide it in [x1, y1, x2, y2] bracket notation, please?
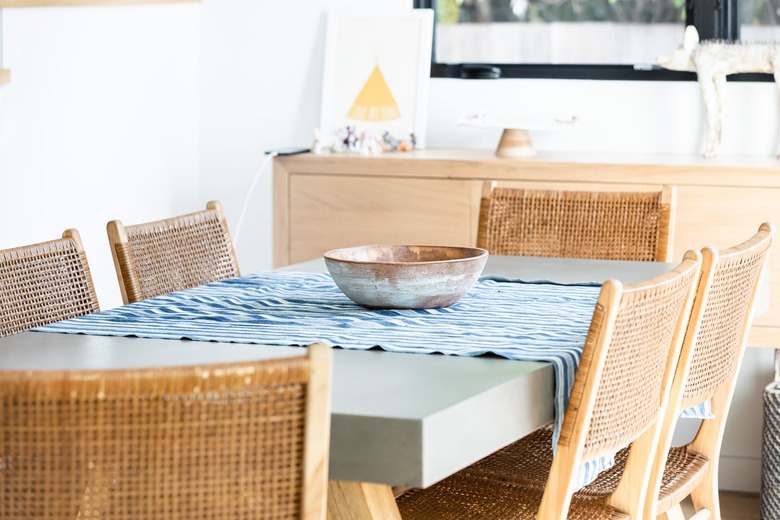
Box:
[273, 149, 780, 348]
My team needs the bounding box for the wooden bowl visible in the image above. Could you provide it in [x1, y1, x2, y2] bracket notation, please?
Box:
[323, 245, 488, 309]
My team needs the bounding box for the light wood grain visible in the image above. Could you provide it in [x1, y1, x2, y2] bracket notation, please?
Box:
[328, 481, 402, 520]
[274, 151, 780, 349]
[289, 175, 476, 265]
[302, 344, 332, 520]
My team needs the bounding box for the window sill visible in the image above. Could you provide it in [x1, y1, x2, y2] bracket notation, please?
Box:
[0, 0, 196, 6]
[430, 63, 775, 82]
[0, 69, 9, 85]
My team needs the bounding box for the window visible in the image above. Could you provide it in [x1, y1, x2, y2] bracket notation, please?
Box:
[414, 0, 778, 80]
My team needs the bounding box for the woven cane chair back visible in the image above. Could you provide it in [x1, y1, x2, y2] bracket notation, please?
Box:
[476, 182, 675, 262]
[0, 229, 99, 337]
[396, 251, 701, 519]
[681, 223, 773, 410]
[569, 224, 773, 519]
[107, 201, 240, 304]
[571, 251, 699, 464]
[0, 343, 332, 520]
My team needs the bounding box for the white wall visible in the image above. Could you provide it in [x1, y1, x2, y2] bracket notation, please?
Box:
[199, 0, 409, 273]
[0, 0, 774, 493]
[427, 77, 780, 155]
[0, 3, 200, 310]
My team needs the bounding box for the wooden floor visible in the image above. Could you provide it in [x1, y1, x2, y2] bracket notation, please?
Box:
[681, 491, 759, 520]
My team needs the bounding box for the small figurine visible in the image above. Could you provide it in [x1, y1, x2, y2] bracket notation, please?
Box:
[312, 128, 328, 155]
[397, 140, 414, 152]
[343, 126, 358, 151]
[358, 131, 381, 155]
[381, 131, 399, 152]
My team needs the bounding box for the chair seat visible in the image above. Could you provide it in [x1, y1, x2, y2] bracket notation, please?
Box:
[657, 446, 710, 513]
[397, 425, 708, 519]
[397, 476, 627, 519]
[396, 427, 628, 520]
[577, 443, 710, 513]
[578, 443, 710, 514]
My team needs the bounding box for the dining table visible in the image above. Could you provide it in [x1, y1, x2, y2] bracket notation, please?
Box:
[1, 255, 710, 519]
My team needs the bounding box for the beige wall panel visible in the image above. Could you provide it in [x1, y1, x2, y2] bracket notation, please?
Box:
[289, 175, 474, 265]
[673, 185, 780, 333]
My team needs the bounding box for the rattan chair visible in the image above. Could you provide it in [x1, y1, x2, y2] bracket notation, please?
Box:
[638, 222, 773, 519]
[0, 343, 332, 519]
[107, 201, 240, 304]
[476, 182, 675, 261]
[396, 251, 701, 519]
[0, 229, 99, 337]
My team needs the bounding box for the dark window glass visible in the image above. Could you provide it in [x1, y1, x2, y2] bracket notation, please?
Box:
[415, 0, 778, 80]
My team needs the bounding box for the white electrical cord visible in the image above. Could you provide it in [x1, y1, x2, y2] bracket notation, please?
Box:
[232, 151, 278, 247]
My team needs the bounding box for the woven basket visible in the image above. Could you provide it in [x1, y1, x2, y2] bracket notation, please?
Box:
[761, 381, 780, 519]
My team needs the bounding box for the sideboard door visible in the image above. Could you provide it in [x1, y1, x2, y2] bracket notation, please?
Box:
[287, 174, 476, 265]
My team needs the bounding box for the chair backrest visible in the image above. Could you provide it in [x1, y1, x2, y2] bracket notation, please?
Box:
[0, 229, 99, 337]
[645, 222, 774, 517]
[107, 201, 240, 304]
[0, 343, 332, 520]
[539, 250, 700, 518]
[476, 181, 675, 261]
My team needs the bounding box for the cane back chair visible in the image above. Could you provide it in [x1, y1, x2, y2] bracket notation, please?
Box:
[476, 182, 675, 262]
[430, 224, 773, 520]
[107, 201, 240, 304]
[0, 229, 99, 337]
[0, 343, 332, 520]
[396, 251, 701, 519]
[641, 222, 773, 519]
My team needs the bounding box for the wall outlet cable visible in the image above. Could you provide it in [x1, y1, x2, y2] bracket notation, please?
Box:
[232, 147, 310, 247]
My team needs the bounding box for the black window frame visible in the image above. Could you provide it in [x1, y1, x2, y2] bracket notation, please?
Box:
[414, 0, 773, 82]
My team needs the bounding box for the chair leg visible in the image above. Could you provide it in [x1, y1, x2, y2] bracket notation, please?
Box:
[659, 504, 686, 520]
[690, 469, 720, 520]
[328, 480, 402, 520]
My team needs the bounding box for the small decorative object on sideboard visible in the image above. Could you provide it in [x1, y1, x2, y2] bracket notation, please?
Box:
[458, 111, 579, 158]
[323, 245, 488, 309]
[311, 126, 417, 155]
[657, 26, 780, 158]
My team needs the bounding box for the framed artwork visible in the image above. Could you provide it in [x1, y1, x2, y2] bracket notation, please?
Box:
[319, 9, 434, 150]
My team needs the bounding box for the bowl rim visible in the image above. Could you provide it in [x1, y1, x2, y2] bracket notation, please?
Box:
[323, 245, 489, 266]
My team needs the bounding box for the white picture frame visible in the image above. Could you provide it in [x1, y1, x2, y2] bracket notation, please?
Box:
[319, 9, 434, 149]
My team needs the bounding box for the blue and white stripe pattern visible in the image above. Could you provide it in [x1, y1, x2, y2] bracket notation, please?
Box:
[679, 400, 714, 419]
[38, 271, 601, 447]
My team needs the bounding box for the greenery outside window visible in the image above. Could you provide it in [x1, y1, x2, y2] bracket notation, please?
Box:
[414, 0, 780, 80]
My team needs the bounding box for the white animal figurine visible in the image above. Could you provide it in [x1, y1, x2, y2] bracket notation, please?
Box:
[657, 25, 780, 157]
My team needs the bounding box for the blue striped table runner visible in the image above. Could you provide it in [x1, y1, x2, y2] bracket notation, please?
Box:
[37, 271, 601, 449]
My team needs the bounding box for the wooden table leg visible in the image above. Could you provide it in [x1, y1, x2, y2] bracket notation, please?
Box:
[328, 480, 402, 520]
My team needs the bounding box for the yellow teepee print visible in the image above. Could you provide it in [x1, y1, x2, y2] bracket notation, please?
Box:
[347, 64, 401, 121]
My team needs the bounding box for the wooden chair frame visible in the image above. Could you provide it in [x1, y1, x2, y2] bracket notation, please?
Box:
[476, 181, 676, 262]
[0, 343, 332, 519]
[396, 251, 701, 519]
[543, 252, 699, 519]
[107, 201, 240, 304]
[0, 228, 99, 337]
[562, 223, 773, 520]
[644, 223, 774, 520]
